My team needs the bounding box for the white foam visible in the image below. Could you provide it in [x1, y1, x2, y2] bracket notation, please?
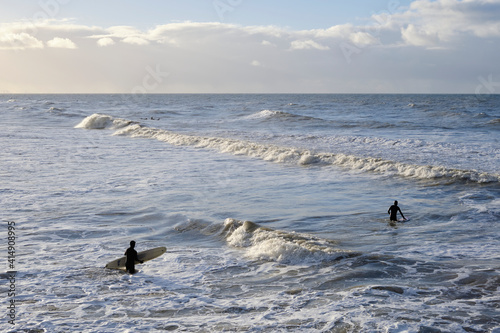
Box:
[222, 218, 347, 263]
[74, 113, 134, 130]
[76, 114, 500, 183]
[245, 109, 285, 119]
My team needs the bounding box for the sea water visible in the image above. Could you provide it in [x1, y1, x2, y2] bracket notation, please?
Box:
[1, 94, 499, 332]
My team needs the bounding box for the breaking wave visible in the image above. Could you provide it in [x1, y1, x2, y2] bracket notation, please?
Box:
[245, 109, 323, 122]
[75, 114, 500, 183]
[221, 218, 352, 263]
[174, 218, 353, 264]
[74, 113, 136, 130]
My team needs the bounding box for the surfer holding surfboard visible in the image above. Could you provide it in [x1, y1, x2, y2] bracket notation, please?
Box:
[105, 242, 167, 273]
[388, 200, 406, 222]
[125, 241, 143, 274]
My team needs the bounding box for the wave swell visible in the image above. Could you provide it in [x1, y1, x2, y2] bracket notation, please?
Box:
[171, 218, 351, 263]
[75, 114, 500, 183]
[245, 109, 322, 122]
[74, 113, 136, 130]
[222, 218, 349, 263]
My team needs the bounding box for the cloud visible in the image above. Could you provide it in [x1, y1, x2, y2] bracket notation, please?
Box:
[349, 31, 379, 47]
[290, 40, 330, 50]
[401, 23, 440, 47]
[0, 1, 499, 93]
[106, 25, 144, 38]
[0, 32, 44, 50]
[393, 0, 500, 46]
[47, 37, 77, 49]
[97, 37, 115, 47]
[122, 36, 149, 45]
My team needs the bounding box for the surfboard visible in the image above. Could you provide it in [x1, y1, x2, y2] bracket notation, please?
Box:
[389, 217, 410, 227]
[105, 246, 166, 270]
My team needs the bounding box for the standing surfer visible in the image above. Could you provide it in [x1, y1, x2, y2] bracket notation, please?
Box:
[125, 240, 143, 274]
[388, 200, 406, 222]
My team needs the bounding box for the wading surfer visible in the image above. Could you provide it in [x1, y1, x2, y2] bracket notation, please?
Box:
[388, 200, 406, 222]
[125, 240, 143, 274]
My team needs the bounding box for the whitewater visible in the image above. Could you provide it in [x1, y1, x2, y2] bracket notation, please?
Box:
[1, 94, 499, 332]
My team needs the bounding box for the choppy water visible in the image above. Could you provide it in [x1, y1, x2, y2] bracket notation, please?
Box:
[1, 94, 499, 332]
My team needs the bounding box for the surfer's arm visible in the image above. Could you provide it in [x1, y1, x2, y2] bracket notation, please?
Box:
[134, 252, 143, 264]
[399, 208, 406, 220]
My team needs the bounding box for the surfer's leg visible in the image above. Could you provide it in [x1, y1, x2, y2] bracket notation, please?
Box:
[126, 263, 135, 274]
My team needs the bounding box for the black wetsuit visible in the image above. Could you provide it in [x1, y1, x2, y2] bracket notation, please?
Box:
[125, 247, 139, 274]
[388, 204, 404, 221]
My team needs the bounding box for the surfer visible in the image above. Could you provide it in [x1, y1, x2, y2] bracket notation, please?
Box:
[388, 200, 406, 222]
[124, 240, 143, 274]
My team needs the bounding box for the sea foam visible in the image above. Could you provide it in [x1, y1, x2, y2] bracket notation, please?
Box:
[74, 113, 134, 130]
[222, 218, 349, 263]
[76, 114, 500, 183]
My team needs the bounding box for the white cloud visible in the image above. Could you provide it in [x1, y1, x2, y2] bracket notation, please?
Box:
[47, 37, 77, 49]
[122, 36, 149, 45]
[349, 31, 379, 47]
[0, 32, 44, 50]
[401, 24, 440, 47]
[1, 1, 500, 93]
[97, 37, 115, 47]
[312, 24, 355, 39]
[393, 0, 500, 46]
[107, 25, 143, 38]
[290, 39, 330, 50]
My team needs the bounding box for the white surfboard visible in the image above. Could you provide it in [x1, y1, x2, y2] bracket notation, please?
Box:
[105, 246, 166, 270]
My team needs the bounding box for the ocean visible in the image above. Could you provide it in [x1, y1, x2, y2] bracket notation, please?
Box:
[1, 94, 499, 332]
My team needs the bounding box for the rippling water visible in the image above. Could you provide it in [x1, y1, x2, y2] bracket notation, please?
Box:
[1, 94, 499, 332]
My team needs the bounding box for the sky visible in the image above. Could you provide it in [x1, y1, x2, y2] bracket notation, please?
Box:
[1, 0, 500, 93]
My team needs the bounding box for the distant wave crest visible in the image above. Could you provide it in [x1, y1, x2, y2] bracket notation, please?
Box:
[76, 114, 500, 183]
[245, 109, 323, 122]
[245, 109, 289, 119]
[74, 113, 136, 130]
